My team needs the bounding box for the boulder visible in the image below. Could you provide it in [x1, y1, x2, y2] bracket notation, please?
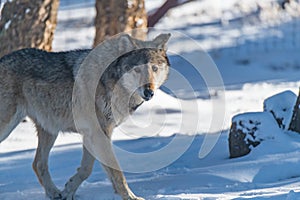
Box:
[229, 112, 280, 158]
[263, 90, 296, 129]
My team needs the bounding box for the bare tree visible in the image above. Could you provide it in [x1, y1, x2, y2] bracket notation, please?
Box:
[148, 0, 196, 27]
[93, 0, 147, 47]
[0, 0, 59, 57]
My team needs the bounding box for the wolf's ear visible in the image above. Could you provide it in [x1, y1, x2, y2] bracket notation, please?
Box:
[152, 33, 171, 50]
[118, 34, 138, 53]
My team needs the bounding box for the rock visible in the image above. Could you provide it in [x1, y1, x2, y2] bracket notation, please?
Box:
[263, 90, 297, 129]
[229, 112, 280, 158]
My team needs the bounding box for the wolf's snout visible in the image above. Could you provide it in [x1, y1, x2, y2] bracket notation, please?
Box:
[143, 88, 154, 101]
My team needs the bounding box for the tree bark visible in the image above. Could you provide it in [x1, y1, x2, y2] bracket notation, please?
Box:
[289, 88, 300, 133]
[93, 0, 147, 47]
[0, 0, 59, 57]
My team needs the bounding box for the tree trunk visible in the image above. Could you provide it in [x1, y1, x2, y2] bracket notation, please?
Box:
[289, 88, 300, 133]
[0, 0, 59, 57]
[93, 0, 147, 47]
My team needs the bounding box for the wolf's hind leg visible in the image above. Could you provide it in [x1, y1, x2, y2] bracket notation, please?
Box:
[32, 125, 61, 199]
[61, 145, 95, 200]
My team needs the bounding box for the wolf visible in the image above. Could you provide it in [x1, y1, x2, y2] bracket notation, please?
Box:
[0, 33, 171, 200]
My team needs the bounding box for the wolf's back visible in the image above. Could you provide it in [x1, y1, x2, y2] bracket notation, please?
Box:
[0, 48, 90, 82]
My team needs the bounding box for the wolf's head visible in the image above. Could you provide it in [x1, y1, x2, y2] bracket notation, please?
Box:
[113, 48, 170, 101]
[102, 34, 171, 103]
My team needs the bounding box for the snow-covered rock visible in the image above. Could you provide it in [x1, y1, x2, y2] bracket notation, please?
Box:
[229, 111, 281, 158]
[263, 90, 297, 130]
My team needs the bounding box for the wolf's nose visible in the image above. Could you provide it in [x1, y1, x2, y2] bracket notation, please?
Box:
[143, 88, 154, 101]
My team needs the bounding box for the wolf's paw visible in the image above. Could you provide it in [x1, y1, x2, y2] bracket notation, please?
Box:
[46, 189, 64, 200]
[127, 197, 144, 200]
[124, 194, 145, 200]
[131, 197, 145, 200]
[52, 194, 64, 200]
[48, 191, 74, 200]
[59, 191, 75, 200]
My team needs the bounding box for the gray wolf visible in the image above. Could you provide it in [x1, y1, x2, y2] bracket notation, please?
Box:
[0, 33, 171, 200]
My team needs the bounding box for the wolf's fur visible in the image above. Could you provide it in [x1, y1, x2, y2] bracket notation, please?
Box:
[0, 33, 171, 200]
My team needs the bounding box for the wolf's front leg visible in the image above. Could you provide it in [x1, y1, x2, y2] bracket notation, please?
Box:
[101, 164, 144, 200]
[83, 133, 144, 200]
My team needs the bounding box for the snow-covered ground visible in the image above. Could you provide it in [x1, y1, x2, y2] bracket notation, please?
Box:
[1, 0, 300, 199]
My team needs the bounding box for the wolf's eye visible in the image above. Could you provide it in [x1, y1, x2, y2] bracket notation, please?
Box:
[152, 65, 158, 72]
[134, 68, 141, 73]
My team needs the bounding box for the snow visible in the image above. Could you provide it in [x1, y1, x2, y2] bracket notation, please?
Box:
[4, 19, 11, 30]
[233, 111, 280, 144]
[2, 0, 300, 199]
